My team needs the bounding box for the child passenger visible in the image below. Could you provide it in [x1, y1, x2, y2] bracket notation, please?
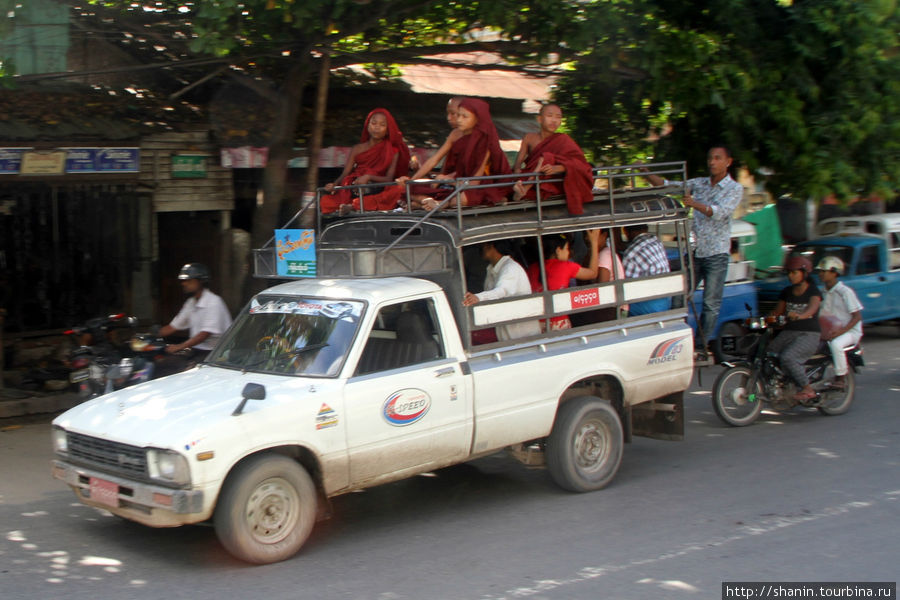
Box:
[528, 230, 601, 330]
[320, 108, 410, 214]
[512, 104, 594, 214]
[399, 97, 512, 210]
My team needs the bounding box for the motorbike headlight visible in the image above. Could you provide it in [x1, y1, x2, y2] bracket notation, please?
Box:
[52, 427, 68, 454]
[146, 449, 191, 486]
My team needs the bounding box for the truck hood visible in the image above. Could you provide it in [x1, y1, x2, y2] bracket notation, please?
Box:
[53, 366, 311, 449]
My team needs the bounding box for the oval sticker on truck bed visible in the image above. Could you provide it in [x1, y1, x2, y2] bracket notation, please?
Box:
[383, 389, 431, 426]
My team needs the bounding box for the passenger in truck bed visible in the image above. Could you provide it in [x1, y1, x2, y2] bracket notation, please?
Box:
[528, 230, 601, 330]
[398, 97, 512, 211]
[511, 104, 594, 215]
[320, 108, 411, 215]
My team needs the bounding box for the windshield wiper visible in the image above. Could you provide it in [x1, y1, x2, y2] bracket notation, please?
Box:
[240, 343, 329, 373]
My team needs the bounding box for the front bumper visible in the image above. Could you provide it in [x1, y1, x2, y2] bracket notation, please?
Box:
[52, 459, 210, 527]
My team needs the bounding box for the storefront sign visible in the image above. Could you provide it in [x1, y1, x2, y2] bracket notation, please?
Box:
[0, 148, 30, 174]
[171, 154, 208, 178]
[1, 147, 139, 174]
[21, 151, 67, 175]
[63, 148, 140, 173]
[275, 229, 317, 278]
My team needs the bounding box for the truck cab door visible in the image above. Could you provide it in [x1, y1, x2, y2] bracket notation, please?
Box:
[851, 244, 890, 322]
[343, 297, 471, 487]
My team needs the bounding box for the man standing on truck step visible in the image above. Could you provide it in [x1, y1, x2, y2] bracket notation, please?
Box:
[643, 145, 743, 355]
[463, 240, 541, 340]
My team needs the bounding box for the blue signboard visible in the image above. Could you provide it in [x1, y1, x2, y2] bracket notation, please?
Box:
[0, 148, 30, 174]
[275, 229, 317, 278]
[62, 148, 140, 173]
[64, 148, 98, 172]
[96, 148, 139, 172]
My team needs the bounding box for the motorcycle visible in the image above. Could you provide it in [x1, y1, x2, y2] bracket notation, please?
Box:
[712, 315, 864, 426]
[66, 316, 179, 399]
[66, 314, 137, 398]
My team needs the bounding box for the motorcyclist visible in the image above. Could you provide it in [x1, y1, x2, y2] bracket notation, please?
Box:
[768, 255, 822, 403]
[816, 256, 863, 390]
[158, 263, 233, 367]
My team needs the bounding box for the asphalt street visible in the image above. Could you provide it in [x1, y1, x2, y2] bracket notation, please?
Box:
[1, 324, 898, 600]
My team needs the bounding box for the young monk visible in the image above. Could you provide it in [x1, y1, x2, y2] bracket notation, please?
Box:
[511, 103, 594, 215]
[320, 108, 411, 214]
[399, 97, 512, 210]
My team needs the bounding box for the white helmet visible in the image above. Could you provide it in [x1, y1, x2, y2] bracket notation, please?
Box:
[816, 256, 845, 275]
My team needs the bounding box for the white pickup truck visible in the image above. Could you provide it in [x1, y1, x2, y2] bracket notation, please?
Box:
[52, 163, 696, 564]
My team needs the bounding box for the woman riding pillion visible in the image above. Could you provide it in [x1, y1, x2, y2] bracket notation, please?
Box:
[768, 255, 822, 403]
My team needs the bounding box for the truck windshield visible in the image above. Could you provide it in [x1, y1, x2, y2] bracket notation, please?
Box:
[207, 296, 364, 377]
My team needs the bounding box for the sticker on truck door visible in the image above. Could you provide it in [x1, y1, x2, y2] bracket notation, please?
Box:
[382, 389, 431, 426]
[647, 335, 689, 365]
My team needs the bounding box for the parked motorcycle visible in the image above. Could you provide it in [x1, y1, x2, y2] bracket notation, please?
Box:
[66, 316, 179, 399]
[712, 315, 864, 426]
[65, 314, 137, 398]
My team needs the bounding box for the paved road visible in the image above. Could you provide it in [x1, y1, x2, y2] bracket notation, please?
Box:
[2, 325, 898, 600]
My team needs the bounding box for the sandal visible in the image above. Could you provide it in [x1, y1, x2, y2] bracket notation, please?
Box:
[792, 389, 817, 402]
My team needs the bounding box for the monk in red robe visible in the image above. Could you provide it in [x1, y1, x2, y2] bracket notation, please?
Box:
[512, 104, 595, 215]
[320, 108, 411, 214]
[399, 97, 512, 210]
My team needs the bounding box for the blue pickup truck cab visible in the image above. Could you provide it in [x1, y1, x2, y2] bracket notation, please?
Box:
[756, 235, 900, 325]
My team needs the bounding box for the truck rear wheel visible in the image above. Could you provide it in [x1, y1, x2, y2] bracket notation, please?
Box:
[214, 454, 317, 564]
[545, 396, 623, 492]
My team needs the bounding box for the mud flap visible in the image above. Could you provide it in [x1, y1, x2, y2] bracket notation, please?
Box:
[628, 392, 684, 441]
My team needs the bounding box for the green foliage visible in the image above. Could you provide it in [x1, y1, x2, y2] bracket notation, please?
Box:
[557, 0, 900, 202]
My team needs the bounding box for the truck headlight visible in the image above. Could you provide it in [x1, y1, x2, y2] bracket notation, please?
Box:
[52, 427, 68, 454]
[146, 449, 190, 486]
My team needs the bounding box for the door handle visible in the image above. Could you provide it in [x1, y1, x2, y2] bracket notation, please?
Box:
[434, 366, 456, 378]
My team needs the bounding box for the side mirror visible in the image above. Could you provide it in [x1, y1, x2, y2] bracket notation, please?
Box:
[232, 383, 266, 416]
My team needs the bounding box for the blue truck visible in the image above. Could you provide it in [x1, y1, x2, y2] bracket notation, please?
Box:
[756, 235, 900, 326]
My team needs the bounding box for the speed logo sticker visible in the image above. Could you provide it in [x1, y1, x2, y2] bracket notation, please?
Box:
[382, 389, 431, 426]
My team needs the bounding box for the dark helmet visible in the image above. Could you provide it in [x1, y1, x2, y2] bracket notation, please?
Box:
[785, 255, 813, 274]
[178, 263, 210, 282]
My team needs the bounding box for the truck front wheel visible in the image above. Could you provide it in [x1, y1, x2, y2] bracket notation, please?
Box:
[545, 396, 623, 492]
[214, 454, 317, 564]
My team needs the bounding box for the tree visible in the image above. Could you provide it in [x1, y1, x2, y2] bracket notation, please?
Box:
[79, 0, 586, 248]
[556, 0, 900, 202]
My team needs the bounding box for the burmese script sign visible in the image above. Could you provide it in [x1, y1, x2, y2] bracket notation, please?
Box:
[0, 147, 140, 174]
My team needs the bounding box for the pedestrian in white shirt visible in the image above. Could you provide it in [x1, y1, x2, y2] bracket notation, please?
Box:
[463, 241, 541, 341]
[815, 256, 863, 390]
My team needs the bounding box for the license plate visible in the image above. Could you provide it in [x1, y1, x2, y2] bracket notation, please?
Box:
[70, 368, 90, 383]
[89, 477, 119, 508]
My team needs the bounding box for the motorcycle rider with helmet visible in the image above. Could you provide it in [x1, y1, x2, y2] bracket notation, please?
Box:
[768, 255, 822, 403]
[158, 263, 233, 369]
[816, 256, 863, 390]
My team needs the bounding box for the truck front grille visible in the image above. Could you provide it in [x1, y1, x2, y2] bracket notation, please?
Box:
[67, 432, 148, 479]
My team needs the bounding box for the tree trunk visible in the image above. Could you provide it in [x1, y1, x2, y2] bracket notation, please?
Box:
[252, 56, 312, 250]
[302, 51, 331, 228]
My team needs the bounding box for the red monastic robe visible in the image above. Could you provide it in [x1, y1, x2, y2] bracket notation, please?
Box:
[320, 108, 410, 213]
[519, 133, 594, 215]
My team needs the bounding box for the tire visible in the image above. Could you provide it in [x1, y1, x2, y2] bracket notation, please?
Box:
[712, 321, 749, 363]
[545, 396, 623, 492]
[817, 367, 855, 416]
[214, 454, 317, 564]
[712, 366, 764, 426]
